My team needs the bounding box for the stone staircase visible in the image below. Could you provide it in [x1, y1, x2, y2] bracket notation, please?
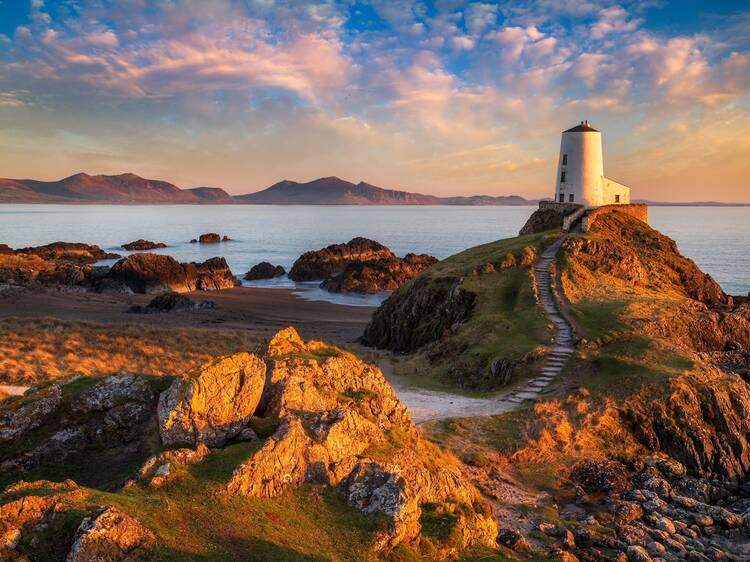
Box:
[502, 235, 576, 405]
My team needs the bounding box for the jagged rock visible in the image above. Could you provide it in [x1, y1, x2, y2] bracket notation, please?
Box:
[362, 275, 476, 352]
[244, 262, 286, 280]
[289, 237, 395, 282]
[197, 233, 222, 244]
[121, 239, 166, 251]
[627, 544, 654, 561]
[489, 358, 515, 385]
[72, 373, 154, 414]
[67, 507, 154, 562]
[158, 353, 266, 447]
[226, 327, 496, 556]
[321, 253, 438, 294]
[519, 202, 581, 235]
[107, 253, 238, 293]
[0, 385, 63, 443]
[130, 444, 210, 488]
[497, 528, 534, 553]
[15, 242, 120, 264]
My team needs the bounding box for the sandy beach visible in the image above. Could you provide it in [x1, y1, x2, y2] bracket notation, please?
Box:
[0, 286, 374, 346]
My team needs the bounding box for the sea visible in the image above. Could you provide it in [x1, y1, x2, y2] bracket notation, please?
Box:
[0, 205, 747, 305]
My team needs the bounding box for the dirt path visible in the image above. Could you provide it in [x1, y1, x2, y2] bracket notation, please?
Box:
[382, 235, 576, 423]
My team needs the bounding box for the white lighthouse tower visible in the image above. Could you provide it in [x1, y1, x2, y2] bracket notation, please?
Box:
[554, 120, 629, 208]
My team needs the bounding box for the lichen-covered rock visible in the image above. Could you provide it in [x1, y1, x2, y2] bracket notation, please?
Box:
[72, 373, 153, 414]
[227, 327, 496, 556]
[66, 507, 154, 562]
[158, 352, 266, 447]
[0, 384, 63, 443]
[129, 444, 210, 488]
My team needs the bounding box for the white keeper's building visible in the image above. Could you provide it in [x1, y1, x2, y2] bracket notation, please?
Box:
[554, 120, 630, 208]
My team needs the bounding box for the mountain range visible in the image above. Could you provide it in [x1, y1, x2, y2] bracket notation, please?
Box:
[0, 173, 532, 205]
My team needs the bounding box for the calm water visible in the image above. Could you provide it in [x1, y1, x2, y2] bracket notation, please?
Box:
[0, 205, 747, 303]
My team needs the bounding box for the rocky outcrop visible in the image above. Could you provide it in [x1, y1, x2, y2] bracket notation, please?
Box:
[67, 507, 154, 562]
[244, 261, 286, 280]
[519, 202, 581, 235]
[0, 251, 109, 292]
[15, 242, 120, 264]
[289, 237, 396, 281]
[128, 444, 210, 488]
[321, 253, 438, 294]
[127, 292, 216, 314]
[106, 253, 238, 293]
[190, 233, 229, 244]
[622, 367, 750, 480]
[563, 211, 727, 307]
[0, 374, 157, 480]
[226, 328, 496, 556]
[158, 353, 266, 447]
[121, 239, 166, 251]
[362, 275, 476, 352]
[289, 238, 436, 294]
[0, 244, 13, 255]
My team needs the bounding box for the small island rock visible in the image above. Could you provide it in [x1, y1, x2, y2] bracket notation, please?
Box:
[244, 262, 286, 280]
[122, 239, 167, 251]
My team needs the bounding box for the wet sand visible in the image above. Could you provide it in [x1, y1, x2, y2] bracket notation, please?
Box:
[0, 287, 375, 346]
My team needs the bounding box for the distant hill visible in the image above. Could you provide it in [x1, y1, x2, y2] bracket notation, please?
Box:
[0, 173, 232, 204]
[235, 176, 531, 205]
[0, 173, 532, 205]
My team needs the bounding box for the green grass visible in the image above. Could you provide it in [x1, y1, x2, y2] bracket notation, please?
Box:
[393, 231, 558, 392]
[570, 299, 627, 341]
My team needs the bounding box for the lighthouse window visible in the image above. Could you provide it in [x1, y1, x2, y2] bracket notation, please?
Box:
[560, 171, 566, 183]
[615, 194, 621, 203]
[562, 154, 568, 165]
[569, 194, 575, 202]
[559, 193, 564, 203]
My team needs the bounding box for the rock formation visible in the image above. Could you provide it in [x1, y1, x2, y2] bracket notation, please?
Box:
[127, 292, 216, 314]
[290, 237, 437, 294]
[14, 242, 120, 264]
[106, 253, 238, 293]
[244, 261, 286, 280]
[67, 507, 154, 562]
[121, 239, 166, 251]
[158, 353, 266, 447]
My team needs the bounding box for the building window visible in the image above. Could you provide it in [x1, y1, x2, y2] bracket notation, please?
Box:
[569, 194, 574, 203]
[560, 171, 566, 183]
[562, 154, 568, 165]
[559, 193, 564, 203]
[615, 194, 620, 203]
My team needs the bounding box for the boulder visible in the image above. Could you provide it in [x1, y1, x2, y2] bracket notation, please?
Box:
[197, 233, 221, 244]
[321, 253, 438, 294]
[289, 237, 395, 282]
[570, 459, 629, 495]
[128, 292, 216, 314]
[66, 507, 154, 562]
[244, 262, 286, 280]
[121, 239, 166, 251]
[106, 253, 237, 294]
[0, 244, 14, 255]
[158, 352, 266, 447]
[130, 444, 210, 488]
[15, 242, 120, 264]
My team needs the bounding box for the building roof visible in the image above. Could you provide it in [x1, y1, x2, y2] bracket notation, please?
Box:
[564, 121, 599, 133]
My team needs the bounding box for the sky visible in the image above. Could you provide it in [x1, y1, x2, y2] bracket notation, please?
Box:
[0, 0, 749, 201]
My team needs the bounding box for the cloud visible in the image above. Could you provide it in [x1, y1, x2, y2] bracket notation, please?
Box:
[85, 30, 119, 48]
[465, 3, 498, 35]
[590, 6, 641, 40]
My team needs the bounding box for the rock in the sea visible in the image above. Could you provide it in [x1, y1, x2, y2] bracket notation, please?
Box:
[121, 239, 166, 251]
[289, 237, 396, 282]
[15, 242, 120, 264]
[106, 253, 238, 293]
[321, 253, 438, 294]
[67, 507, 154, 562]
[158, 352, 266, 447]
[244, 262, 286, 280]
[197, 233, 221, 244]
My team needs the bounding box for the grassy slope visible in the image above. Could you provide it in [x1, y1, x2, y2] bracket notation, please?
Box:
[393, 231, 558, 392]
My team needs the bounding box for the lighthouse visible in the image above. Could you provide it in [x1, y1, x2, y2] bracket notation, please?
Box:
[554, 120, 629, 208]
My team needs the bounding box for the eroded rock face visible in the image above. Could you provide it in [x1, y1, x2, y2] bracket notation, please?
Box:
[226, 327, 496, 556]
[121, 239, 166, 251]
[362, 275, 476, 352]
[244, 261, 286, 280]
[0, 384, 63, 443]
[107, 253, 238, 293]
[67, 507, 154, 562]
[158, 352, 266, 447]
[129, 444, 210, 488]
